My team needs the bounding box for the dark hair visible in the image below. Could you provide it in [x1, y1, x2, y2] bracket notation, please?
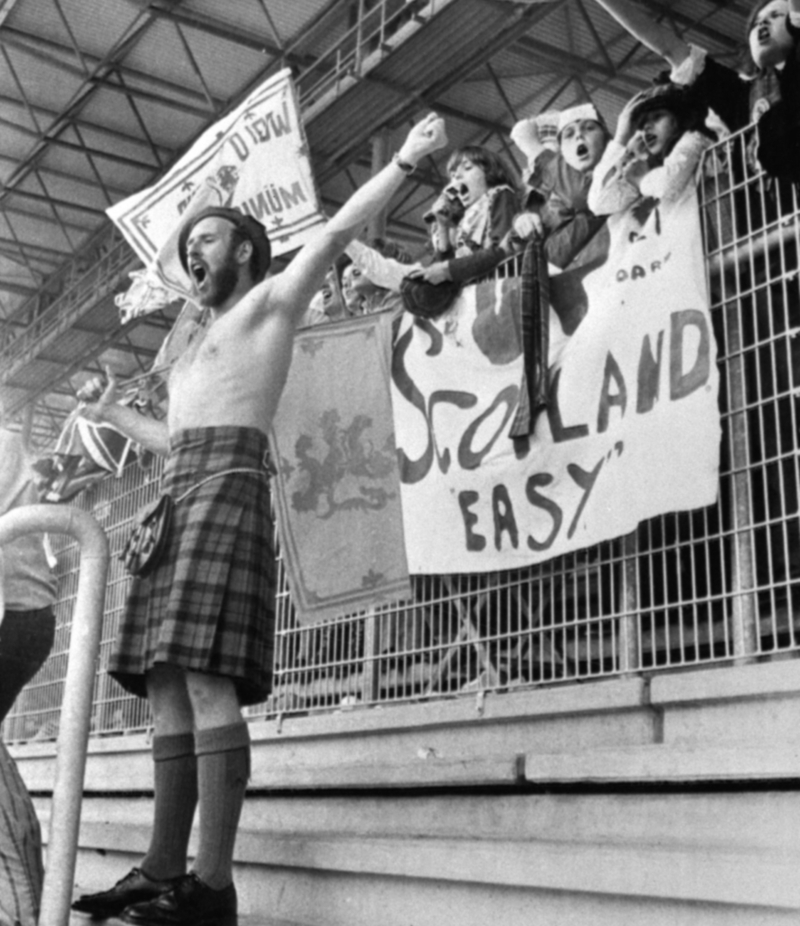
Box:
[742, 0, 789, 75]
[178, 206, 271, 282]
[745, 0, 781, 38]
[229, 224, 264, 281]
[333, 253, 351, 279]
[446, 146, 517, 190]
[630, 80, 711, 162]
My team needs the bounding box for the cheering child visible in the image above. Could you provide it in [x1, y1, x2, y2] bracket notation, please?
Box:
[510, 103, 610, 269]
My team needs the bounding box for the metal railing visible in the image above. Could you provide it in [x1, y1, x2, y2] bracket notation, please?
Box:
[3, 124, 798, 740]
[296, 0, 444, 110]
[0, 228, 134, 375]
[0, 505, 109, 926]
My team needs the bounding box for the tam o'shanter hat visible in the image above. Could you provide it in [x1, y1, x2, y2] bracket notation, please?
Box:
[178, 206, 271, 282]
[629, 79, 708, 135]
[557, 103, 605, 136]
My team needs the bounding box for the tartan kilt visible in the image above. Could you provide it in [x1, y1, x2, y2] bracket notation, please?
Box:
[108, 426, 275, 706]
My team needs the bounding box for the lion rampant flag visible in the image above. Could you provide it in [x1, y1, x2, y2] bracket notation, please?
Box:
[269, 311, 412, 626]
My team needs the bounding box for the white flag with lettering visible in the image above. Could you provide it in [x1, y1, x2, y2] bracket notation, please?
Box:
[107, 68, 324, 313]
[392, 189, 720, 573]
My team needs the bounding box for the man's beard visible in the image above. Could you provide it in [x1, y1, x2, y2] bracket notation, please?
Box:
[200, 250, 239, 308]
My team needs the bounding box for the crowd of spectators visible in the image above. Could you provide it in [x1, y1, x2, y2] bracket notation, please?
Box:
[300, 0, 800, 330]
[297, 0, 800, 622]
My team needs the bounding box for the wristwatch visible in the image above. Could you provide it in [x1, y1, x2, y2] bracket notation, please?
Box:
[392, 152, 416, 175]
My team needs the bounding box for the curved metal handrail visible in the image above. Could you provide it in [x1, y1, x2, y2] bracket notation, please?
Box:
[0, 505, 109, 926]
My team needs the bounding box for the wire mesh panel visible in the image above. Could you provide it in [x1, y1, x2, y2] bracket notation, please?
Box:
[4, 126, 799, 742]
[701, 125, 800, 658]
[263, 126, 799, 718]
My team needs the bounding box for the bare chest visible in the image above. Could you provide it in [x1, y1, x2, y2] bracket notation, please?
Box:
[173, 318, 240, 372]
[169, 320, 249, 399]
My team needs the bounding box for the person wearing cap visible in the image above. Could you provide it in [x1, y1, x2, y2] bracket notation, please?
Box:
[590, 0, 800, 627]
[587, 81, 715, 218]
[590, 0, 800, 184]
[510, 103, 610, 270]
[72, 112, 447, 926]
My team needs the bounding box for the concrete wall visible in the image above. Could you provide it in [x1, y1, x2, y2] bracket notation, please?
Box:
[15, 659, 800, 925]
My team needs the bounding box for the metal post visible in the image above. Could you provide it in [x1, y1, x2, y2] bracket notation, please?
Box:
[354, 0, 366, 75]
[0, 505, 109, 926]
[619, 531, 641, 674]
[362, 606, 380, 702]
[726, 297, 759, 660]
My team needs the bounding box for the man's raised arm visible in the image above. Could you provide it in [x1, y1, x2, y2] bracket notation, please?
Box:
[591, 0, 691, 69]
[269, 113, 447, 319]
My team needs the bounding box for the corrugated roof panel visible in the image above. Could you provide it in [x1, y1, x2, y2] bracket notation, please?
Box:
[74, 122, 171, 169]
[38, 328, 109, 363]
[375, 1, 516, 89]
[9, 0, 141, 59]
[0, 121, 37, 162]
[79, 88, 209, 152]
[71, 92, 154, 147]
[160, 27, 271, 98]
[186, 0, 335, 45]
[16, 167, 111, 215]
[3, 358, 74, 390]
[1, 207, 86, 254]
[120, 17, 269, 101]
[0, 43, 85, 111]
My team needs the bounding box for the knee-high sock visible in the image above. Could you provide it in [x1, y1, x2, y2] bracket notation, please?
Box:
[192, 722, 250, 890]
[141, 732, 198, 879]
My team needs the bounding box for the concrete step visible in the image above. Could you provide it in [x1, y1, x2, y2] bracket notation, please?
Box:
[67, 829, 800, 913]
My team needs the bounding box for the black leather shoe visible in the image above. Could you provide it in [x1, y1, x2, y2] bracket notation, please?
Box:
[121, 872, 237, 926]
[71, 867, 182, 918]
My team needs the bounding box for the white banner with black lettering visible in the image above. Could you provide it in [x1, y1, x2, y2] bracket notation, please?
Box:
[108, 68, 324, 311]
[392, 190, 720, 574]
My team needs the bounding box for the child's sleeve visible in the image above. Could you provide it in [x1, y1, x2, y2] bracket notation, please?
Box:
[587, 139, 643, 216]
[638, 131, 714, 205]
[345, 240, 421, 292]
[445, 188, 518, 284]
[672, 44, 750, 134]
[543, 206, 607, 270]
[524, 147, 560, 201]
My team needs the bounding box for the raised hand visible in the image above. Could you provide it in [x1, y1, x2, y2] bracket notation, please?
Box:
[615, 90, 648, 146]
[398, 113, 448, 167]
[76, 366, 121, 423]
[510, 118, 543, 160]
[513, 212, 544, 241]
[405, 261, 452, 285]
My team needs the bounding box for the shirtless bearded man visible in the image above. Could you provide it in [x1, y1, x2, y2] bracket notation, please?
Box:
[71, 113, 447, 926]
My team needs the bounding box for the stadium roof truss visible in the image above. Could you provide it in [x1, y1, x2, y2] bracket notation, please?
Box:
[0, 0, 750, 450]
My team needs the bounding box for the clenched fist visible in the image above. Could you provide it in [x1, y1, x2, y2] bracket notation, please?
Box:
[398, 113, 448, 168]
[76, 366, 121, 423]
